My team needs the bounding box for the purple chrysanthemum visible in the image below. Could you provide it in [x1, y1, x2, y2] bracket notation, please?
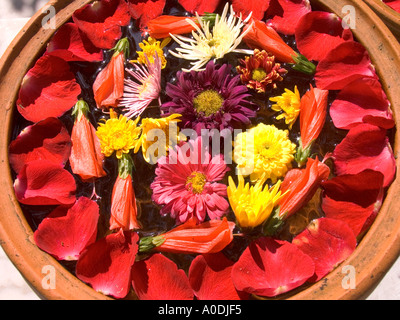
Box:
[161, 61, 256, 134]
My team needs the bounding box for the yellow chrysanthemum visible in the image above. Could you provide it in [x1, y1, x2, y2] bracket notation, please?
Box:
[131, 37, 170, 69]
[227, 175, 284, 228]
[96, 112, 140, 159]
[233, 123, 296, 183]
[270, 86, 301, 129]
[134, 114, 185, 164]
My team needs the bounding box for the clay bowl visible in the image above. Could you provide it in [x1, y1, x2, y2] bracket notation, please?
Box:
[363, 0, 400, 40]
[0, 0, 400, 300]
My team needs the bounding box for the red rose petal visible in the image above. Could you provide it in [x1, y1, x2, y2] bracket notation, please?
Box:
[294, 11, 353, 61]
[76, 231, 138, 299]
[231, 237, 315, 297]
[189, 253, 249, 300]
[314, 41, 377, 90]
[14, 160, 76, 206]
[16, 55, 81, 123]
[293, 217, 357, 282]
[267, 0, 312, 35]
[33, 197, 99, 261]
[45, 23, 103, 62]
[321, 170, 385, 236]
[333, 123, 396, 187]
[131, 253, 194, 300]
[9, 117, 71, 174]
[127, 0, 166, 29]
[231, 0, 271, 20]
[330, 77, 394, 130]
[72, 0, 131, 49]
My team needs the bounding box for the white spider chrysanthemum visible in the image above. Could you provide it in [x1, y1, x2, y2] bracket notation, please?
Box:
[169, 3, 253, 72]
[118, 53, 162, 119]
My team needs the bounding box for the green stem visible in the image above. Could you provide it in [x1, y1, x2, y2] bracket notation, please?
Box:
[112, 37, 130, 58]
[291, 53, 316, 75]
[138, 235, 165, 253]
[262, 207, 285, 236]
[71, 99, 90, 121]
[294, 139, 314, 168]
[118, 153, 134, 179]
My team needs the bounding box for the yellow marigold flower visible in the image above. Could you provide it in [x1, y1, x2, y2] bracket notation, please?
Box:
[270, 86, 301, 129]
[227, 175, 284, 228]
[96, 112, 140, 159]
[131, 37, 170, 69]
[233, 123, 296, 184]
[134, 114, 185, 164]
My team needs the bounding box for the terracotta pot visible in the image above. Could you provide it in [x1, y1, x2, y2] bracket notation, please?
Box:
[0, 0, 399, 300]
[363, 0, 400, 40]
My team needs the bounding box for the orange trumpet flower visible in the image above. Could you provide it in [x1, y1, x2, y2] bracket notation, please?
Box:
[69, 100, 106, 182]
[93, 37, 129, 109]
[139, 217, 235, 254]
[243, 19, 316, 74]
[109, 153, 140, 231]
[146, 15, 200, 39]
[295, 85, 329, 167]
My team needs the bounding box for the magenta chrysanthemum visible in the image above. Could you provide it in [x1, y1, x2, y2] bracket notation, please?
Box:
[150, 136, 230, 224]
[161, 61, 256, 134]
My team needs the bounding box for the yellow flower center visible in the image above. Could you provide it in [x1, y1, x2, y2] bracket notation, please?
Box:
[251, 68, 267, 82]
[132, 37, 170, 69]
[193, 90, 224, 117]
[186, 171, 207, 194]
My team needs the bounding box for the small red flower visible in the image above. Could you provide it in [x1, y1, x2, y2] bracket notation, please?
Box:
[33, 197, 99, 261]
[231, 0, 270, 20]
[131, 253, 194, 300]
[321, 170, 385, 237]
[16, 55, 81, 123]
[14, 160, 76, 206]
[231, 237, 315, 297]
[315, 41, 377, 90]
[329, 77, 394, 130]
[9, 117, 71, 174]
[69, 101, 106, 182]
[146, 15, 199, 39]
[93, 38, 129, 109]
[45, 23, 103, 62]
[332, 123, 396, 187]
[267, 0, 312, 35]
[76, 230, 139, 299]
[127, 0, 166, 30]
[72, 0, 131, 49]
[139, 217, 235, 254]
[189, 253, 249, 300]
[292, 217, 357, 282]
[295, 11, 353, 61]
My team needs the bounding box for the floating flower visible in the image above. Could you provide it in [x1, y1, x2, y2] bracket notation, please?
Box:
[295, 11, 353, 61]
[233, 123, 296, 184]
[127, 0, 166, 30]
[231, 237, 315, 297]
[161, 61, 255, 135]
[243, 18, 316, 74]
[93, 38, 130, 109]
[189, 252, 249, 300]
[236, 49, 287, 93]
[151, 136, 230, 224]
[69, 100, 106, 182]
[321, 169, 384, 237]
[227, 175, 284, 229]
[146, 15, 200, 39]
[9, 117, 71, 174]
[16, 55, 81, 123]
[33, 197, 99, 261]
[96, 111, 140, 159]
[270, 85, 301, 129]
[118, 53, 162, 119]
[76, 230, 138, 299]
[131, 253, 194, 300]
[72, 0, 131, 49]
[295, 85, 329, 166]
[133, 114, 184, 164]
[292, 217, 357, 282]
[169, 3, 253, 72]
[131, 37, 170, 69]
[139, 217, 235, 254]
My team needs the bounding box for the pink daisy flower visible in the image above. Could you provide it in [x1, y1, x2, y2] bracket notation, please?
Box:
[151, 137, 230, 224]
[118, 53, 162, 119]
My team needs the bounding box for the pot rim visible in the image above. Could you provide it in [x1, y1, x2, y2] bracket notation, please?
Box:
[0, 0, 399, 300]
